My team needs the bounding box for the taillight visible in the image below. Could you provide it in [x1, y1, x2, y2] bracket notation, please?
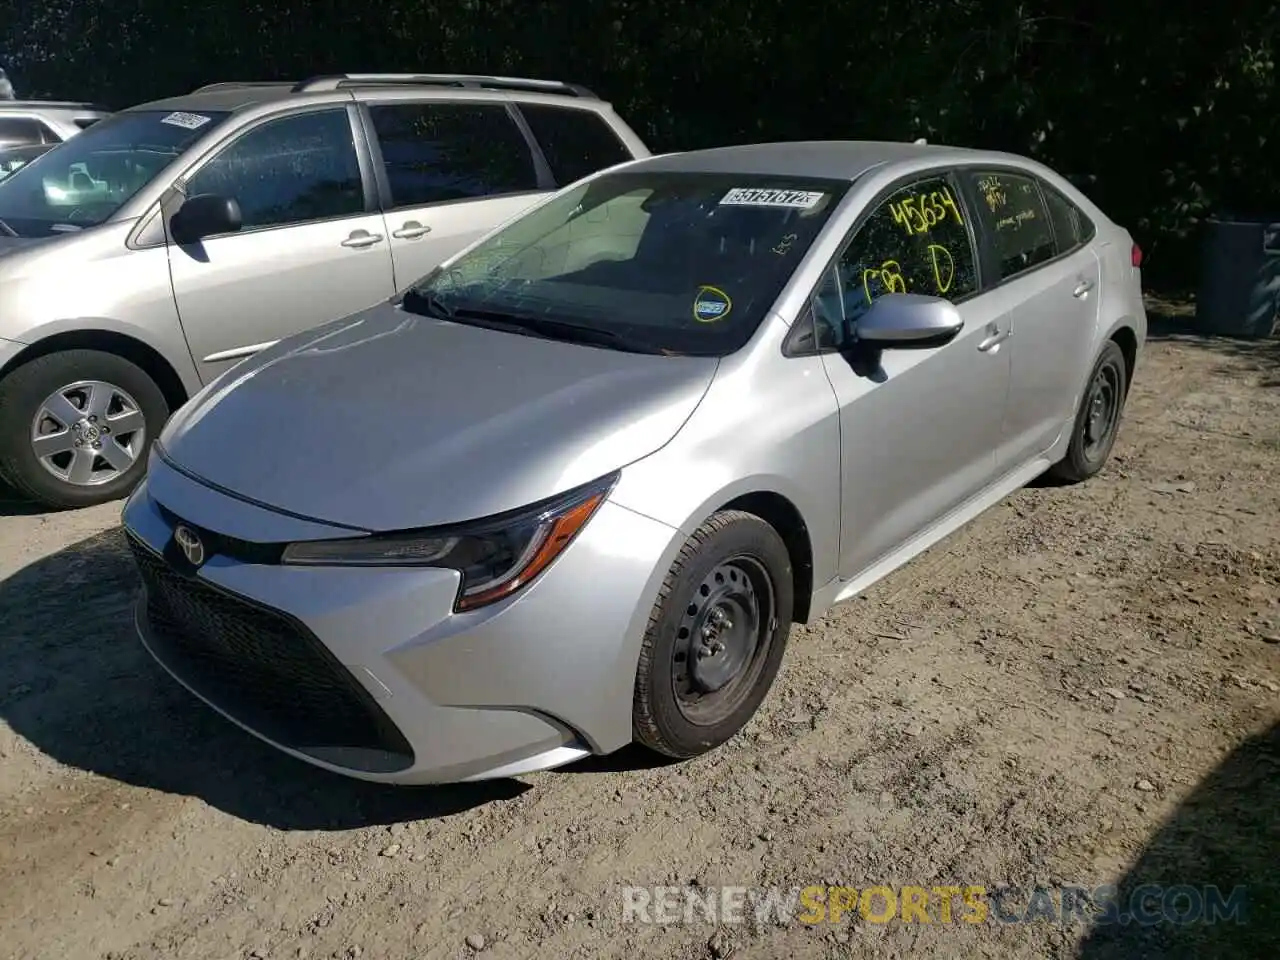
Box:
[1131, 243, 1143, 268]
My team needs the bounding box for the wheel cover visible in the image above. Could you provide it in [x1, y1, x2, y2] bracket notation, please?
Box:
[672, 556, 777, 726]
[1082, 361, 1121, 461]
[30, 379, 147, 487]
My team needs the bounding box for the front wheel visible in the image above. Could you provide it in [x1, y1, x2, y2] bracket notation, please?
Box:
[633, 510, 794, 759]
[0, 349, 170, 509]
[1048, 339, 1128, 484]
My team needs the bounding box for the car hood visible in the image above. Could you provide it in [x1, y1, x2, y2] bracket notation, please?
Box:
[159, 301, 718, 532]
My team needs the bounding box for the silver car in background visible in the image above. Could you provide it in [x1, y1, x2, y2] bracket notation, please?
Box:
[123, 140, 1146, 784]
[0, 74, 648, 509]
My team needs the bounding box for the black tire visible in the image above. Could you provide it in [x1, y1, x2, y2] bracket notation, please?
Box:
[1048, 339, 1128, 484]
[0, 349, 169, 509]
[633, 509, 794, 758]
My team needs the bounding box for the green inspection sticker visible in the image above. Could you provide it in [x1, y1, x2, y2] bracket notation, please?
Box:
[693, 285, 732, 322]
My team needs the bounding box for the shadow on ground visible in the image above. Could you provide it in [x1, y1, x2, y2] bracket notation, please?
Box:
[0, 527, 531, 830]
[1145, 303, 1280, 389]
[1077, 721, 1279, 959]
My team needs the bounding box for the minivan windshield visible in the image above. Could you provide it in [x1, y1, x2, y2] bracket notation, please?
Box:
[404, 170, 850, 356]
[0, 109, 230, 238]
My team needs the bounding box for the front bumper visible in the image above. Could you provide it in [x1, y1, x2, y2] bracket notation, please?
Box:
[122, 457, 681, 785]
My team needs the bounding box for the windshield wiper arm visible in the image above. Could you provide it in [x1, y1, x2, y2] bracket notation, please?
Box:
[0, 218, 15, 238]
[400, 287, 456, 320]
[451, 308, 672, 355]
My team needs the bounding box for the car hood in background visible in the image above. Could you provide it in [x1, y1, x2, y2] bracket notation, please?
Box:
[159, 302, 718, 532]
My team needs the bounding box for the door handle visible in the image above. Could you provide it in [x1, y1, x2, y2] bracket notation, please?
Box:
[977, 329, 1011, 352]
[341, 230, 384, 249]
[1072, 279, 1095, 298]
[391, 221, 431, 240]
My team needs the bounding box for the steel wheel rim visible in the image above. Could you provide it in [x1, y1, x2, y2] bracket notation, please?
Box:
[30, 379, 147, 487]
[1082, 362, 1121, 461]
[672, 556, 777, 726]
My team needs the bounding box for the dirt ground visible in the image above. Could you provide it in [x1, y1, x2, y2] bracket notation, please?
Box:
[1, 305, 1277, 960]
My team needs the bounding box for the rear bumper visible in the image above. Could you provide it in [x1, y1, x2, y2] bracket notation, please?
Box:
[122, 458, 681, 784]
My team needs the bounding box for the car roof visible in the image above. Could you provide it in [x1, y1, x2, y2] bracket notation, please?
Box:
[125, 84, 300, 114]
[630, 140, 1011, 181]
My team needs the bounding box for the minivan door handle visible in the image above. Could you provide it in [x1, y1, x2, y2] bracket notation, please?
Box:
[1073, 279, 1095, 298]
[391, 221, 431, 240]
[341, 229, 384, 249]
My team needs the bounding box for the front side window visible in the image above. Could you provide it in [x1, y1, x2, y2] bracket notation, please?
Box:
[406, 172, 850, 356]
[367, 102, 538, 209]
[518, 103, 633, 186]
[0, 108, 231, 238]
[815, 174, 978, 348]
[185, 109, 364, 232]
[966, 170, 1056, 279]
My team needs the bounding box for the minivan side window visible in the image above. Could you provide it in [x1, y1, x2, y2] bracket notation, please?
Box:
[1041, 183, 1096, 252]
[965, 171, 1056, 280]
[815, 174, 978, 349]
[185, 108, 364, 232]
[517, 103, 633, 186]
[0, 118, 45, 148]
[367, 102, 539, 209]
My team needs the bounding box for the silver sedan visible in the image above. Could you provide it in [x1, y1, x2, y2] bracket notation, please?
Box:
[122, 140, 1146, 783]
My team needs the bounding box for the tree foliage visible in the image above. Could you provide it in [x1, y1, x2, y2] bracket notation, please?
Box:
[3, 0, 1277, 287]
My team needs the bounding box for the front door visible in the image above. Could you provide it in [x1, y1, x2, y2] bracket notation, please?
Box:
[360, 100, 550, 291]
[815, 172, 1012, 579]
[166, 106, 396, 383]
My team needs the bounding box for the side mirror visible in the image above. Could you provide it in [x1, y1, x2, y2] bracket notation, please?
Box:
[854, 293, 964, 349]
[170, 193, 241, 244]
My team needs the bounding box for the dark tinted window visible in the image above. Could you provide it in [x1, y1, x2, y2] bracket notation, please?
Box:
[1042, 183, 1095, 250]
[410, 173, 849, 357]
[0, 118, 44, 147]
[368, 102, 538, 209]
[74, 118, 102, 130]
[518, 103, 632, 185]
[967, 171, 1055, 279]
[186, 109, 363, 231]
[815, 174, 978, 348]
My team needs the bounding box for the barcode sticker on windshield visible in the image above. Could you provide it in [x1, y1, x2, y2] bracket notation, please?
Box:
[720, 188, 825, 209]
[161, 111, 212, 130]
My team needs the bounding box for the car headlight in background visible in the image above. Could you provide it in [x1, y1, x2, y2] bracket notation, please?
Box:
[281, 472, 618, 611]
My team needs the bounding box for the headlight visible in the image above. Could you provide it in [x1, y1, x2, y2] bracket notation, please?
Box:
[281, 472, 618, 611]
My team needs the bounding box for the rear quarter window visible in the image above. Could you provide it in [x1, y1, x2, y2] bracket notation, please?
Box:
[1041, 183, 1096, 250]
[518, 104, 633, 186]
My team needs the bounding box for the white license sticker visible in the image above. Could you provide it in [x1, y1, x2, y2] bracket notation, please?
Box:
[161, 111, 213, 130]
[719, 187, 825, 209]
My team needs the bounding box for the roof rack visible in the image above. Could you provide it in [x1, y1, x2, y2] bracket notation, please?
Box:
[0, 100, 110, 111]
[190, 81, 298, 93]
[291, 73, 597, 98]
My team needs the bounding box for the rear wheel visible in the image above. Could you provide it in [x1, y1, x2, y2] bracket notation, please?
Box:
[633, 510, 794, 758]
[0, 349, 169, 509]
[1048, 339, 1128, 484]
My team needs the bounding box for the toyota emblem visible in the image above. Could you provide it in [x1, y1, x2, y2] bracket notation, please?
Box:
[173, 524, 205, 567]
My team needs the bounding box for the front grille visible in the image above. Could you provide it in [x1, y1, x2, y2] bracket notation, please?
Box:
[128, 534, 413, 774]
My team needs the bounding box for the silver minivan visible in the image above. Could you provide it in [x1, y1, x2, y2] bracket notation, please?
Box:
[0, 74, 649, 508]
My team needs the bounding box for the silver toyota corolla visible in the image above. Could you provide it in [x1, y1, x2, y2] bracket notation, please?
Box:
[122, 140, 1146, 784]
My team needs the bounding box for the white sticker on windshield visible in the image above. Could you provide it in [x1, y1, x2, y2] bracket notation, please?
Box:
[719, 188, 825, 209]
[161, 111, 212, 130]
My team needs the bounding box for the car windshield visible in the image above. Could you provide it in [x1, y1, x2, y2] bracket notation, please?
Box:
[0, 109, 230, 238]
[405, 170, 850, 356]
[0, 144, 51, 182]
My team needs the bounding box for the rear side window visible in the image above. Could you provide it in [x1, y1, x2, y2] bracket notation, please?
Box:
[367, 102, 538, 209]
[1041, 183, 1095, 250]
[966, 171, 1056, 280]
[74, 118, 102, 130]
[185, 108, 364, 232]
[0, 118, 44, 147]
[518, 103, 632, 185]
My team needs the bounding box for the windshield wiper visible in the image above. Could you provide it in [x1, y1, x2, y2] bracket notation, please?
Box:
[401, 287, 456, 320]
[447, 307, 672, 355]
[0, 218, 15, 238]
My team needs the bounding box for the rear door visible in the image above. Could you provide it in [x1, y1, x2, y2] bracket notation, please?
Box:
[359, 99, 547, 291]
[166, 106, 396, 383]
[958, 169, 1101, 466]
